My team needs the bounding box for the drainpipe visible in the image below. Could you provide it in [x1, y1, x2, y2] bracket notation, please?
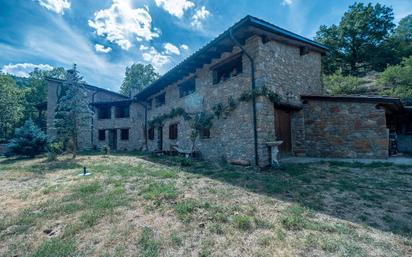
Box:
[229, 29, 259, 167]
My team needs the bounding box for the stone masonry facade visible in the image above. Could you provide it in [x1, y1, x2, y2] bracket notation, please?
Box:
[299, 99, 389, 158]
[47, 79, 144, 151]
[46, 16, 395, 166]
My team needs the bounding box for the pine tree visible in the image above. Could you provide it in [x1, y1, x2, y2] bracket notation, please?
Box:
[54, 65, 92, 159]
[6, 118, 47, 157]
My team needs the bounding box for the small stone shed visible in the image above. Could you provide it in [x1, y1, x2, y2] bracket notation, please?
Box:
[293, 95, 406, 159]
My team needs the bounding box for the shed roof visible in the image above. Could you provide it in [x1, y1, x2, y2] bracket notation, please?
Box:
[135, 15, 328, 101]
[301, 95, 402, 104]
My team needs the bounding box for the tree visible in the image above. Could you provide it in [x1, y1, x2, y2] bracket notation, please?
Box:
[315, 2, 395, 75]
[0, 74, 24, 141]
[23, 67, 66, 128]
[391, 15, 412, 62]
[120, 64, 159, 96]
[378, 56, 412, 99]
[54, 65, 92, 158]
[6, 118, 47, 157]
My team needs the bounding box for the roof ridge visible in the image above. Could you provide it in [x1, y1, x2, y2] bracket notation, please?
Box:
[46, 77, 129, 99]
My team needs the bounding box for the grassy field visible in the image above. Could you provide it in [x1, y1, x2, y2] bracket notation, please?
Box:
[0, 153, 411, 257]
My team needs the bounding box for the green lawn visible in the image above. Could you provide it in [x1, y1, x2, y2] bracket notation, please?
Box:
[0, 153, 411, 257]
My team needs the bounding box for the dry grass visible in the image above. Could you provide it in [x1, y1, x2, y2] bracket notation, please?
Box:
[0, 153, 411, 257]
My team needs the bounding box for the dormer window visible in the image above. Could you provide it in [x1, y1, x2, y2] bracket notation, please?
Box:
[179, 78, 196, 98]
[155, 93, 166, 107]
[212, 53, 243, 85]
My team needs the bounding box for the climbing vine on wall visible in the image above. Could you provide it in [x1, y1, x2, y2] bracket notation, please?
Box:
[148, 86, 282, 126]
[148, 107, 191, 127]
[213, 86, 282, 119]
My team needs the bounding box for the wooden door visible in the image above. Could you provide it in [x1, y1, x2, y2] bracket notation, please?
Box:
[275, 109, 292, 154]
[108, 129, 117, 150]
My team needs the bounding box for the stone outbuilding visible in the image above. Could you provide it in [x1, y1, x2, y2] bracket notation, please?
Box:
[45, 15, 412, 167]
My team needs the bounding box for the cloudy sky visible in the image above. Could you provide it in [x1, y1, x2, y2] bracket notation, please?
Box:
[0, 0, 411, 92]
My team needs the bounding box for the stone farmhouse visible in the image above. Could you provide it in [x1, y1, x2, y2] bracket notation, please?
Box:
[46, 16, 412, 167]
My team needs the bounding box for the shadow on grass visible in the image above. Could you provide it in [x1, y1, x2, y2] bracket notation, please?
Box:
[29, 160, 83, 173]
[0, 156, 33, 165]
[142, 154, 412, 239]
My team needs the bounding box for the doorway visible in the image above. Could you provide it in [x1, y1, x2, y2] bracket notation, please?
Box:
[157, 126, 163, 151]
[108, 129, 117, 151]
[275, 108, 292, 155]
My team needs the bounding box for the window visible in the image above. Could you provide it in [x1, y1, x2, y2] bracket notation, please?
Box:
[212, 54, 243, 84]
[155, 93, 166, 107]
[200, 128, 210, 139]
[179, 78, 196, 97]
[115, 105, 130, 118]
[148, 127, 155, 140]
[120, 129, 129, 140]
[169, 124, 178, 140]
[147, 99, 153, 111]
[98, 106, 111, 119]
[98, 130, 106, 141]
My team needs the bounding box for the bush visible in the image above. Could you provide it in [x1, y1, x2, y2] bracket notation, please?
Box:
[378, 56, 412, 99]
[101, 145, 110, 155]
[6, 119, 47, 157]
[323, 71, 361, 94]
[46, 141, 64, 161]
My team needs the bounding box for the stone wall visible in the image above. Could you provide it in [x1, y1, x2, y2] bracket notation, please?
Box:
[253, 37, 323, 166]
[301, 100, 389, 158]
[145, 35, 324, 166]
[146, 37, 257, 164]
[94, 102, 144, 151]
[46, 80, 135, 150]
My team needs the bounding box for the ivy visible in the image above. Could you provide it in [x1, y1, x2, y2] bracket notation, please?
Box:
[213, 86, 282, 119]
[239, 86, 281, 104]
[148, 86, 281, 128]
[148, 107, 191, 127]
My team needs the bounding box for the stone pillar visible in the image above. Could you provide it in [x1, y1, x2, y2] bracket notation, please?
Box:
[291, 110, 306, 156]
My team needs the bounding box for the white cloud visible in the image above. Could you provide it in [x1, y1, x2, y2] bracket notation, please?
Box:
[141, 46, 171, 69]
[180, 44, 189, 51]
[88, 0, 159, 50]
[191, 6, 210, 29]
[281, 0, 294, 6]
[155, 0, 195, 18]
[38, 0, 71, 14]
[95, 44, 112, 53]
[164, 43, 180, 55]
[1, 63, 53, 77]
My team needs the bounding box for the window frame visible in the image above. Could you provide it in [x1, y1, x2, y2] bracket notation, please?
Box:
[98, 129, 106, 141]
[178, 78, 196, 98]
[120, 128, 129, 141]
[115, 105, 130, 118]
[155, 93, 166, 108]
[169, 123, 178, 140]
[97, 106, 111, 119]
[211, 53, 243, 85]
[199, 128, 210, 139]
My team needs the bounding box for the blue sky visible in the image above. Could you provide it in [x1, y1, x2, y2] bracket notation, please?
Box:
[0, 0, 411, 92]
